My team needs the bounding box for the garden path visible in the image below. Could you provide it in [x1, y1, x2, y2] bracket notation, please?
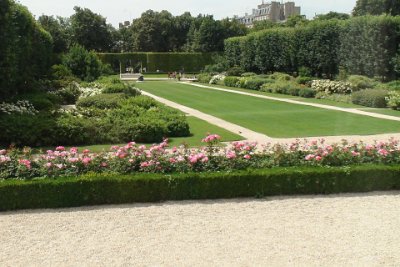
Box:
[142, 90, 400, 145]
[1, 192, 399, 266]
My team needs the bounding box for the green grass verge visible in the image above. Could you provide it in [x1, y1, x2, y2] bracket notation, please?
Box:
[136, 81, 400, 138]
[1, 165, 399, 211]
[201, 83, 362, 108]
[34, 116, 243, 153]
[358, 108, 400, 118]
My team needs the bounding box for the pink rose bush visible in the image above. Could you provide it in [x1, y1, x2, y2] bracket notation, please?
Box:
[1, 135, 400, 179]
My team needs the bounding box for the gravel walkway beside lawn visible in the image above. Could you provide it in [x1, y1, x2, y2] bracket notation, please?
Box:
[1, 192, 399, 266]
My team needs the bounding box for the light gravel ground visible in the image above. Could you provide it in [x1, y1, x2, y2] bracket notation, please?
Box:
[1, 192, 400, 266]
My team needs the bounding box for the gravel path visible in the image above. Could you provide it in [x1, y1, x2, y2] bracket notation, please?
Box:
[1, 192, 399, 266]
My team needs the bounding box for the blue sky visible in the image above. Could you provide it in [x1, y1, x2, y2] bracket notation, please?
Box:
[17, 0, 358, 26]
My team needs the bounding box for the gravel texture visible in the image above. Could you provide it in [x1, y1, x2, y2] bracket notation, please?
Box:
[1, 192, 400, 266]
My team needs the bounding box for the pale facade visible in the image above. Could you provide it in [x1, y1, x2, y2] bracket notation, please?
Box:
[235, 1, 301, 27]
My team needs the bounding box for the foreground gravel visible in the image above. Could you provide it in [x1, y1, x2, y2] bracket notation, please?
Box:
[1, 192, 400, 266]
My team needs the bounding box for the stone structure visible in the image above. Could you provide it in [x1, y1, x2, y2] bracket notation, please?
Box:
[235, 1, 301, 27]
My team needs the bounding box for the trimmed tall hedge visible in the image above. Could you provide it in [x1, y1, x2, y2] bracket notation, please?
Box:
[98, 52, 217, 73]
[225, 15, 400, 80]
[1, 165, 399, 211]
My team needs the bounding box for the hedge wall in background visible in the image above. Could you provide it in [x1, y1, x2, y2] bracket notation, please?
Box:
[1, 165, 399, 211]
[98, 52, 217, 73]
[225, 15, 400, 80]
[0, 0, 53, 100]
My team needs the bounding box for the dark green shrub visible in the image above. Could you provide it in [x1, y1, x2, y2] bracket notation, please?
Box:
[1, 165, 399, 211]
[287, 87, 300, 96]
[243, 78, 271, 90]
[261, 82, 290, 94]
[269, 72, 292, 81]
[352, 89, 388, 108]
[347, 75, 377, 91]
[226, 66, 245, 76]
[197, 73, 212, 83]
[76, 94, 124, 109]
[54, 83, 81, 105]
[241, 72, 257, 77]
[0, 113, 57, 146]
[55, 114, 99, 145]
[166, 118, 190, 137]
[13, 93, 60, 111]
[298, 66, 312, 77]
[224, 76, 240, 87]
[63, 44, 102, 82]
[102, 83, 126, 94]
[296, 76, 314, 85]
[298, 88, 316, 98]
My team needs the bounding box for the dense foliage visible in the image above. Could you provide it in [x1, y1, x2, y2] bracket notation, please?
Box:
[225, 16, 400, 80]
[0, 0, 53, 100]
[98, 52, 217, 73]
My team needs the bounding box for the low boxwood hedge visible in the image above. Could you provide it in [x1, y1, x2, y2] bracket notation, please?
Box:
[0, 165, 399, 211]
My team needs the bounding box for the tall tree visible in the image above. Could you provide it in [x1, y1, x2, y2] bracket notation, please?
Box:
[353, 0, 400, 16]
[38, 15, 69, 53]
[315, 12, 350, 21]
[70, 6, 113, 51]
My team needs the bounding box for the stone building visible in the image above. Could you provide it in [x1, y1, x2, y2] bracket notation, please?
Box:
[235, 1, 301, 27]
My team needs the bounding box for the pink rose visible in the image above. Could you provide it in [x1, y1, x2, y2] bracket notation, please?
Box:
[56, 146, 65, 151]
[244, 154, 251, 160]
[82, 157, 91, 165]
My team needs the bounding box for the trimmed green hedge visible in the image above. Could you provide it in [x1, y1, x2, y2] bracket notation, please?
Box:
[1, 165, 399, 211]
[98, 52, 217, 73]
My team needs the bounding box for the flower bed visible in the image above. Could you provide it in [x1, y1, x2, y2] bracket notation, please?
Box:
[1, 135, 400, 180]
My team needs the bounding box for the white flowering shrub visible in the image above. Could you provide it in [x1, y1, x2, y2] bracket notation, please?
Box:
[311, 80, 352, 95]
[0, 101, 38, 115]
[78, 85, 102, 99]
[209, 74, 226, 85]
[386, 91, 400, 110]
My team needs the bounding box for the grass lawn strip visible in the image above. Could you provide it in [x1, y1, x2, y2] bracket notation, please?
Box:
[141, 90, 272, 141]
[136, 81, 400, 138]
[188, 82, 400, 122]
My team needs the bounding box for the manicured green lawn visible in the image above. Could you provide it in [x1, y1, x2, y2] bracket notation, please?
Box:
[357, 108, 400, 117]
[35, 116, 242, 153]
[136, 81, 400, 138]
[200, 83, 362, 108]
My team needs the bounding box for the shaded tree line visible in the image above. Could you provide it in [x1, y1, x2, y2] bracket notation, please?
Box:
[225, 16, 400, 81]
[38, 8, 248, 54]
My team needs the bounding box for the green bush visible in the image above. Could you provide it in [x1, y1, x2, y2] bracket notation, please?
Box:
[352, 89, 388, 108]
[298, 66, 312, 77]
[382, 81, 400, 91]
[224, 76, 240, 87]
[12, 92, 60, 111]
[76, 93, 125, 109]
[347, 75, 377, 91]
[62, 44, 102, 82]
[102, 83, 126, 94]
[1, 165, 399, 211]
[296, 76, 314, 85]
[261, 82, 290, 94]
[54, 83, 81, 105]
[55, 114, 99, 145]
[242, 78, 273, 90]
[226, 66, 245, 76]
[0, 113, 57, 146]
[241, 72, 257, 77]
[298, 88, 316, 98]
[269, 72, 292, 81]
[197, 73, 212, 83]
[386, 91, 400, 110]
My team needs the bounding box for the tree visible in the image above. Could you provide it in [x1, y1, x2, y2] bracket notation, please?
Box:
[353, 0, 400, 16]
[285, 15, 309, 27]
[315, 12, 350, 21]
[62, 44, 102, 81]
[70, 6, 113, 51]
[38, 15, 69, 53]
